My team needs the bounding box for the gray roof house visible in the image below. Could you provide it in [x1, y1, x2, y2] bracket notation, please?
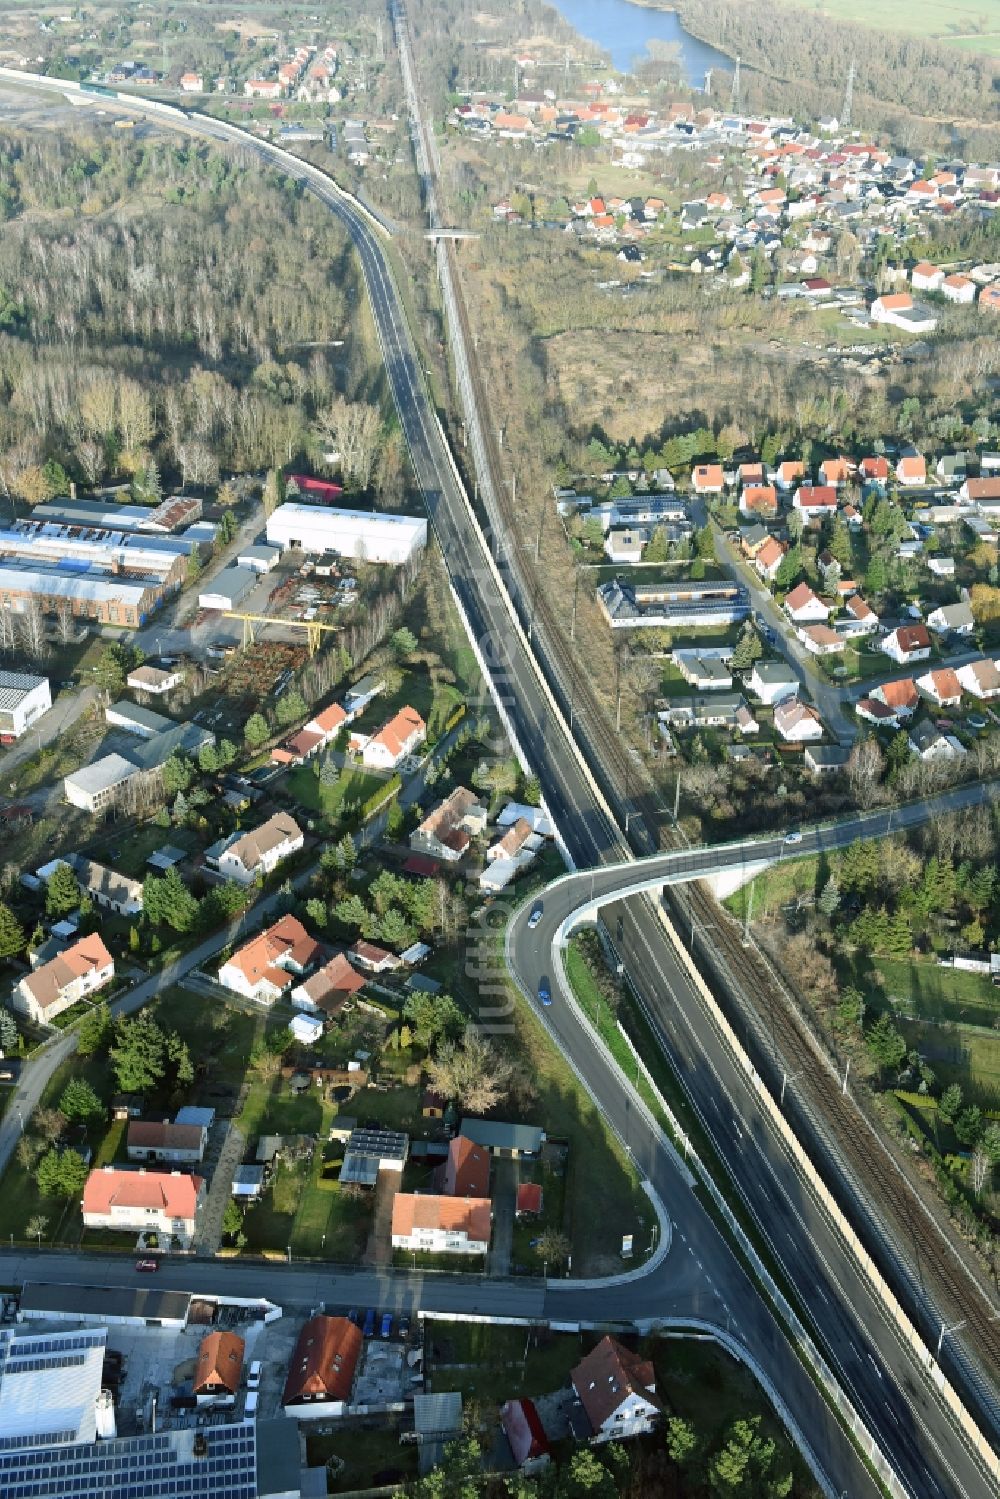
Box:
[459, 1119, 545, 1157]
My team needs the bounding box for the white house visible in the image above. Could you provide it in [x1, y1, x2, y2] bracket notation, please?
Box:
[0, 670, 51, 738]
[908, 720, 967, 762]
[216, 812, 304, 884]
[916, 668, 963, 708]
[410, 785, 487, 862]
[126, 665, 183, 695]
[360, 706, 426, 771]
[881, 625, 932, 665]
[926, 602, 974, 637]
[571, 1336, 662, 1443]
[910, 261, 943, 291]
[941, 274, 975, 304]
[749, 660, 799, 705]
[840, 594, 879, 636]
[217, 915, 319, 1004]
[81, 1167, 205, 1246]
[773, 698, 824, 743]
[14, 935, 114, 1025]
[870, 293, 937, 332]
[127, 1120, 206, 1165]
[783, 583, 829, 624]
[957, 658, 1000, 700]
[390, 1193, 492, 1255]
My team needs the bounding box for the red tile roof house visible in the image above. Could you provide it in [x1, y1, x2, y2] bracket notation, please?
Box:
[391, 1193, 492, 1255]
[82, 1166, 205, 1246]
[193, 1331, 245, 1399]
[690, 463, 725, 494]
[916, 668, 963, 709]
[978, 285, 1000, 314]
[819, 456, 853, 487]
[774, 460, 805, 491]
[291, 952, 366, 1016]
[282, 1315, 362, 1418]
[738, 484, 778, 519]
[855, 695, 901, 727]
[859, 456, 890, 485]
[218, 915, 320, 1004]
[570, 1336, 663, 1442]
[880, 624, 931, 666]
[896, 452, 927, 486]
[841, 594, 879, 635]
[14, 934, 114, 1026]
[440, 1135, 490, 1198]
[872, 678, 920, 718]
[792, 484, 838, 517]
[501, 1398, 551, 1467]
[783, 583, 829, 624]
[360, 705, 426, 771]
[347, 940, 400, 974]
[754, 537, 787, 582]
[410, 785, 488, 863]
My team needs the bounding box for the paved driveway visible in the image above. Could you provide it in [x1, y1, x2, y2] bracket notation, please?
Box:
[488, 1157, 516, 1278]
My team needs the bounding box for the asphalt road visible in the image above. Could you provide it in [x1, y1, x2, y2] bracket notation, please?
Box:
[1, 70, 995, 1498]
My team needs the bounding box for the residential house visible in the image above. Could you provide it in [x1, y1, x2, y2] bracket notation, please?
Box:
[127, 665, 183, 696]
[14, 935, 114, 1025]
[672, 652, 733, 690]
[391, 1194, 492, 1255]
[957, 658, 1000, 700]
[217, 915, 320, 1004]
[347, 940, 400, 973]
[804, 745, 850, 776]
[282, 1315, 362, 1418]
[179, 72, 204, 93]
[739, 485, 778, 520]
[570, 1336, 662, 1443]
[855, 696, 902, 727]
[872, 678, 920, 718]
[410, 786, 488, 863]
[978, 285, 1000, 314]
[486, 818, 537, 865]
[871, 293, 937, 332]
[739, 524, 770, 558]
[690, 464, 725, 494]
[738, 461, 765, 487]
[911, 261, 943, 291]
[244, 78, 284, 100]
[65, 856, 142, 916]
[792, 485, 838, 519]
[773, 698, 823, 743]
[81, 1166, 205, 1245]
[659, 695, 759, 733]
[799, 624, 844, 656]
[749, 659, 799, 705]
[783, 583, 829, 624]
[460, 1119, 544, 1158]
[916, 668, 963, 708]
[926, 601, 974, 637]
[859, 456, 890, 486]
[840, 594, 879, 636]
[754, 537, 787, 581]
[441, 1135, 490, 1198]
[908, 719, 966, 762]
[941, 274, 975, 304]
[881, 624, 931, 665]
[304, 701, 349, 749]
[216, 812, 304, 885]
[291, 953, 366, 1016]
[193, 1332, 244, 1399]
[361, 706, 426, 770]
[896, 452, 927, 487]
[127, 1121, 206, 1165]
[959, 477, 1000, 505]
[0, 671, 50, 740]
[819, 457, 852, 488]
[604, 529, 646, 565]
[775, 460, 805, 491]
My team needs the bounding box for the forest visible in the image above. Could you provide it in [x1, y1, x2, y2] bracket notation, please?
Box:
[0, 126, 381, 493]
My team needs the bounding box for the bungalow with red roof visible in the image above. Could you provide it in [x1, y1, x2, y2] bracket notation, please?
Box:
[872, 678, 920, 719]
[774, 698, 824, 743]
[841, 594, 879, 636]
[441, 1135, 490, 1198]
[881, 624, 931, 665]
[979, 285, 1000, 314]
[360, 706, 426, 771]
[775, 460, 805, 491]
[347, 940, 400, 973]
[739, 484, 778, 520]
[819, 456, 852, 487]
[798, 624, 844, 656]
[859, 456, 890, 486]
[691, 463, 725, 494]
[291, 952, 366, 1016]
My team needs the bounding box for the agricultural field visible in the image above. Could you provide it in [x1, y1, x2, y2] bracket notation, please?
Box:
[767, 0, 1000, 48]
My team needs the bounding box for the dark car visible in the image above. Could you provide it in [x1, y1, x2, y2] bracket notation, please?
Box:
[363, 1308, 376, 1337]
[380, 1313, 393, 1339]
[135, 1259, 159, 1273]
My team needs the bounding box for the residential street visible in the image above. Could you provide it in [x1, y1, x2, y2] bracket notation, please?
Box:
[0, 683, 99, 786]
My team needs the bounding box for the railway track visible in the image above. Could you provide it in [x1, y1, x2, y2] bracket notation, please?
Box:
[438, 236, 1000, 1424]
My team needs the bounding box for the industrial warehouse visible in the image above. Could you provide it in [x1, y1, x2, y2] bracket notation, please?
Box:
[265, 502, 427, 565]
[0, 495, 213, 628]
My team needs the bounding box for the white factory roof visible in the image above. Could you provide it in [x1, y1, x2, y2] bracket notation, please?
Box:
[64, 753, 137, 796]
[0, 1324, 107, 1446]
[0, 561, 152, 604]
[267, 503, 427, 542]
[0, 669, 47, 712]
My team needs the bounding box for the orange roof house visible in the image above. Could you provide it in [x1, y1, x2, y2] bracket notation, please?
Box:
[194, 1331, 245, 1396]
[691, 463, 725, 493]
[218, 915, 320, 1002]
[283, 1315, 362, 1406]
[441, 1136, 490, 1198]
[391, 1193, 492, 1252]
[571, 1336, 663, 1439]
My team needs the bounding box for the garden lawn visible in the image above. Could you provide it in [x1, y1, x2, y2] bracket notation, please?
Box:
[425, 1322, 583, 1406]
[875, 958, 1000, 1027]
[284, 763, 384, 826]
[305, 1426, 417, 1492]
[898, 1019, 1000, 1106]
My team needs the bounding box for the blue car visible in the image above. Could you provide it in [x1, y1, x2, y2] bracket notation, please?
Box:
[362, 1308, 376, 1337]
[538, 979, 551, 1007]
[380, 1313, 393, 1339]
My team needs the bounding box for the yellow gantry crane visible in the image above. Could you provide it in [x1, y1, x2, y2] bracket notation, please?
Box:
[223, 611, 342, 657]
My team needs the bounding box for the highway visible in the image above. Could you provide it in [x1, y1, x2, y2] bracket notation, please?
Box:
[0, 67, 996, 1499]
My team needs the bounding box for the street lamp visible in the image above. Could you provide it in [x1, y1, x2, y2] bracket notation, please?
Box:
[936, 1319, 966, 1360]
[15, 1106, 23, 1136]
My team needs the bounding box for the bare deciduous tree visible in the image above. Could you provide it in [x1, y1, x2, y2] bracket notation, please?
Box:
[316, 396, 382, 489]
[426, 1031, 513, 1115]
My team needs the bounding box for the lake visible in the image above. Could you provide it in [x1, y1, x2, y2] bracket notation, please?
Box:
[550, 0, 732, 86]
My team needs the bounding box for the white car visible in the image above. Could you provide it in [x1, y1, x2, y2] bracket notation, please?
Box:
[527, 904, 543, 930]
[784, 830, 803, 846]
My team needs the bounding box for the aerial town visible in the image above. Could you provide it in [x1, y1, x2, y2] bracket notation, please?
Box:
[0, 2, 996, 1499]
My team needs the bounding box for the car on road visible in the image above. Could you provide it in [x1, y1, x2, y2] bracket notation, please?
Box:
[538, 978, 552, 1007]
[134, 1259, 159, 1273]
[398, 1315, 411, 1340]
[363, 1308, 376, 1337]
[347, 1307, 360, 1326]
[527, 904, 543, 930]
[783, 830, 803, 845]
[380, 1313, 393, 1339]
